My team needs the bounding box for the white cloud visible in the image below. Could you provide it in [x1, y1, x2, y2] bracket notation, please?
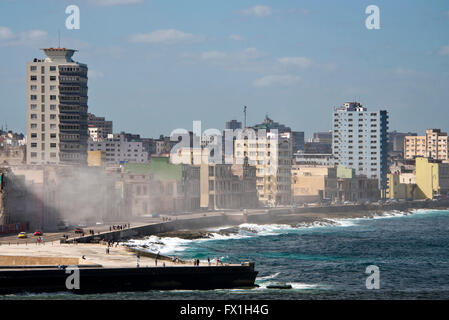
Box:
[253, 74, 300, 87]
[128, 29, 203, 45]
[201, 51, 227, 60]
[229, 34, 244, 41]
[278, 56, 313, 68]
[438, 45, 449, 56]
[242, 5, 272, 17]
[89, 0, 143, 6]
[0, 27, 48, 46]
[0, 26, 14, 40]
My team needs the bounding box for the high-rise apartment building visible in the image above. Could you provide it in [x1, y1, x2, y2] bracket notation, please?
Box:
[332, 102, 388, 192]
[234, 131, 292, 206]
[404, 129, 449, 161]
[26, 48, 88, 165]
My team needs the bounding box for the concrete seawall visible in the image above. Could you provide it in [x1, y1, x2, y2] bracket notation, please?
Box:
[68, 200, 449, 244]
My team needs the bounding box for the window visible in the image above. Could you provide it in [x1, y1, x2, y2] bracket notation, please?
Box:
[50, 66, 56, 71]
[50, 76, 56, 81]
[50, 85, 56, 90]
[50, 95, 57, 100]
[30, 75, 37, 81]
[30, 114, 37, 119]
[50, 105, 56, 110]
[31, 143, 37, 148]
[50, 143, 57, 148]
[31, 152, 37, 158]
[50, 124, 56, 129]
[30, 95, 37, 100]
[50, 133, 56, 139]
[50, 114, 56, 120]
[30, 66, 37, 71]
[30, 104, 37, 110]
[30, 124, 37, 129]
[30, 85, 37, 90]
[31, 133, 37, 138]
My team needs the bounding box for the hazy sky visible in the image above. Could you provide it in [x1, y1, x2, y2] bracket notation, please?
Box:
[1, 0, 448, 139]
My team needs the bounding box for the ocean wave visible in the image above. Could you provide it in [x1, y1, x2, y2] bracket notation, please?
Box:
[123, 209, 449, 255]
[257, 272, 280, 281]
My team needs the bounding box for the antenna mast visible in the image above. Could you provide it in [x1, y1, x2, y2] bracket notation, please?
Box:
[243, 106, 247, 129]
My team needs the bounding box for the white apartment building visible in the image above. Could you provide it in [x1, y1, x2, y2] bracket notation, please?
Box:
[234, 130, 292, 206]
[88, 133, 148, 164]
[332, 102, 388, 191]
[26, 48, 88, 165]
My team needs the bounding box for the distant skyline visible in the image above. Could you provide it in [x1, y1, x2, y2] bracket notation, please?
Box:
[1, 0, 448, 139]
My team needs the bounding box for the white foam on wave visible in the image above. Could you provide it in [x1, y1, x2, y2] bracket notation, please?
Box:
[257, 272, 280, 281]
[124, 235, 191, 255]
[255, 281, 319, 290]
[124, 209, 449, 255]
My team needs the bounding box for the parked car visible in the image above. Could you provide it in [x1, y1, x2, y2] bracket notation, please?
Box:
[33, 231, 43, 236]
[74, 228, 84, 234]
[17, 232, 27, 239]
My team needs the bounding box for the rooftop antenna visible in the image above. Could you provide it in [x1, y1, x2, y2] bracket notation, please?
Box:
[243, 106, 247, 129]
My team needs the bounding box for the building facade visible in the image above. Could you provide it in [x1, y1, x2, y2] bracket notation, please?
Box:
[87, 113, 113, 139]
[332, 102, 388, 193]
[404, 129, 449, 161]
[234, 131, 292, 206]
[26, 48, 88, 165]
[415, 157, 449, 199]
[88, 133, 148, 164]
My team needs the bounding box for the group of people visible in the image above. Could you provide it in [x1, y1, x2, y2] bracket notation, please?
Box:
[110, 224, 130, 231]
[192, 257, 222, 266]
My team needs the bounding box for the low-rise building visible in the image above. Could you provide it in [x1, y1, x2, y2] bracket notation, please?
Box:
[200, 158, 257, 210]
[291, 165, 328, 203]
[415, 157, 449, 199]
[88, 133, 148, 165]
[324, 166, 379, 202]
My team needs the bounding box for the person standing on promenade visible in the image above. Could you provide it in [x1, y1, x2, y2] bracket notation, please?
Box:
[208, 257, 211, 266]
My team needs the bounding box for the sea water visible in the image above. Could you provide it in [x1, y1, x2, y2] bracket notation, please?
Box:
[4, 209, 449, 300]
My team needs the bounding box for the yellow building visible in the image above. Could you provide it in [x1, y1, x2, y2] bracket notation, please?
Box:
[87, 150, 104, 167]
[386, 173, 416, 200]
[415, 157, 449, 199]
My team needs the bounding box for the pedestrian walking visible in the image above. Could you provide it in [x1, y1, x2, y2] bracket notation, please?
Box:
[208, 257, 210, 266]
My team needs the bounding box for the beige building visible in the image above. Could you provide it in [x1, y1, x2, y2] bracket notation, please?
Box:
[234, 131, 291, 206]
[404, 129, 449, 161]
[291, 165, 328, 203]
[26, 48, 88, 165]
[200, 159, 257, 210]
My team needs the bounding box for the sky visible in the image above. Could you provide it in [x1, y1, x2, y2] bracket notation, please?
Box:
[0, 0, 448, 139]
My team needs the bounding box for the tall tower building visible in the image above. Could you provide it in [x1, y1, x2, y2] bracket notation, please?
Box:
[332, 102, 388, 193]
[26, 48, 88, 165]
